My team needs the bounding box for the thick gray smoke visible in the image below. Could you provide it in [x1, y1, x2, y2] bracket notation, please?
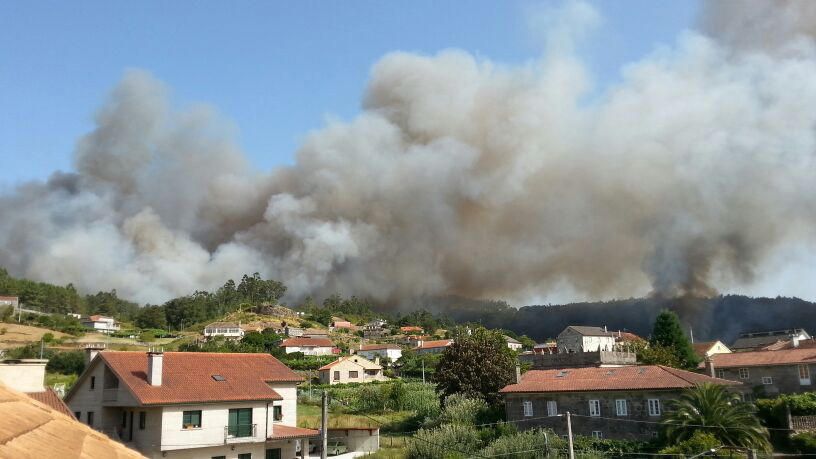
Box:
[2, 0, 816, 305]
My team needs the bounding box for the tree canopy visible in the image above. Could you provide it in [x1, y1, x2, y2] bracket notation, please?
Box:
[650, 309, 699, 369]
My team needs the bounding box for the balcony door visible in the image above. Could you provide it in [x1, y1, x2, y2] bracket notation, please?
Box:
[228, 408, 253, 437]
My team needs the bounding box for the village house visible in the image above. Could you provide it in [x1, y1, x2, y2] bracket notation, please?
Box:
[81, 315, 121, 334]
[556, 326, 617, 353]
[301, 328, 329, 339]
[533, 342, 558, 355]
[505, 336, 523, 351]
[400, 326, 424, 335]
[501, 365, 740, 440]
[0, 295, 19, 310]
[330, 320, 355, 331]
[318, 355, 388, 385]
[279, 337, 334, 356]
[65, 348, 317, 459]
[362, 321, 390, 339]
[703, 346, 816, 397]
[203, 322, 245, 340]
[731, 328, 811, 352]
[693, 340, 732, 359]
[0, 358, 74, 417]
[355, 344, 403, 362]
[414, 339, 453, 355]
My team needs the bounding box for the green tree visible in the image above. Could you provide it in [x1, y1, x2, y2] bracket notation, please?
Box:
[650, 309, 699, 369]
[662, 383, 770, 452]
[434, 327, 516, 405]
[135, 305, 167, 329]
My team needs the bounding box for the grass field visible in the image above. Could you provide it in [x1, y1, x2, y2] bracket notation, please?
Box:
[297, 403, 416, 431]
[0, 323, 70, 349]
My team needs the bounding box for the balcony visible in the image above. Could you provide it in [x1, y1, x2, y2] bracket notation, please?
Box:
[102, 388, 118, 402]
[224, 424, 257, 443]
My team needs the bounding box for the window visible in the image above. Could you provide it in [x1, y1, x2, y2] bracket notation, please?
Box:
[74, 411, 81, 420]
[349, 371, 359, 378]
[90, 376, 95, 390]
[799, 364, 812, 385]
[588, 400, 601, 417]
[139, 411, 146, 429]
[87, 411, 95, 426]
[716, 369, 725, 379]
[333, 371, 340, 381]
[266, 448, 282, 459]
[547, 400, 558, 417]
[615, 399, 627, 416]
[182, 410, 202, 429]
[592, 431, 603, 439]
[762, 376, 773, 385]
[228, 408, 253, 437]
[738, 368, 750, 380]
[522, 400, 533, 417]
[238, 454, 252, 459]
[273, 406, 283, 421]
[648, 399, 661, 417]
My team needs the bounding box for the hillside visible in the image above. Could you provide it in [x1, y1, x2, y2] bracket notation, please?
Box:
[0, 323, 70, 350]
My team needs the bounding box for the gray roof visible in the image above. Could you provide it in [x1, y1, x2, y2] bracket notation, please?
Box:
[564, 326, 616, 337]
[504, 336, 521, 344]
[731, 336, 788, 350]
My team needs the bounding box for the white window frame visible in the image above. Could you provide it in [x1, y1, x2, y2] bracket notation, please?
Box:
[647, 399, 661, 417]
[591, 431, 603, 439]
[761, 376, 773, 385]
[615, 399, 627, 416]
[522, 400, 533, 417]
[799, 364, 811, 385]
[738, 368, 750, 380]
[588, 400, 601, 417]
[546, 400, 558, 417]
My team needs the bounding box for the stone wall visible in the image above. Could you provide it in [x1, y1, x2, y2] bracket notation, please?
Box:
[715, 364, 812, 396]
[519, 351, 637, 370]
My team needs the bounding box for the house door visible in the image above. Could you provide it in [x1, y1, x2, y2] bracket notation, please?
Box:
[228, 408, 253, 437]
[800, 364, 811, 385]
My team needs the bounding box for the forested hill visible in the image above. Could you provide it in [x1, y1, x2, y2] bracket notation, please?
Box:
[419, 295, 816, 344]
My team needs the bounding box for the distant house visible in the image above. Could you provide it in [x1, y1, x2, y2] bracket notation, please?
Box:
[356, 344, 402, 361]
[318, 356, 388, 385]
[0, 358, 74, 417]
[501, 365, 740, 440]
[400, 326, 424, 335]
[284, 325, 304, 337]
[81, 315, 120, 334]
[557, 326, 616, 353]
[280, 337, 334, 356]
[0, 296, 19, 309]
[302, 328, 329, 339]
[731, 328, 811, 352]
[703, 347, 816, 397]
[203, 322, 245, 340]
[533, 342, 558, 355]
[415, 339, 453, 355]
[362, 321, 389, 339]
[330, 320, 355, 331]
[504, 336, 523, 351]
[614, 331, 645, 344]
[693, 340, 732, 359]
[399, 334, 430, 346]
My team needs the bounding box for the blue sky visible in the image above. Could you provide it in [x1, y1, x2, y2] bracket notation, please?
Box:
[0, 0, 699, 186]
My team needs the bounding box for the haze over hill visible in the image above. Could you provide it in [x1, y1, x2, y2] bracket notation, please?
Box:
[2, 1, 816, 307]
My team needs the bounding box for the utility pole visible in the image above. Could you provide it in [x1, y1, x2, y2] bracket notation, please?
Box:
[320, 390, 328, 459]
[421, 358, 425, 384]
[39, 338, 44, 359]
[566, 411, 575, 459]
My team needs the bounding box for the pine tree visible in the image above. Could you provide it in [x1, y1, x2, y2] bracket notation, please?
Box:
[650, 309, 699, 369]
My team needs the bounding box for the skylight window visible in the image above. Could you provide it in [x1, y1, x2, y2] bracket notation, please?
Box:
[212, 375, 226, 381]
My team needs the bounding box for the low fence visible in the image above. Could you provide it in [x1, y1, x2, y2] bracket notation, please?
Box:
[791, 415, 816, 432]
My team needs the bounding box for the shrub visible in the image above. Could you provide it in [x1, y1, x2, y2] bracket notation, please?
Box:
[42, 332, 54, 343]
[435, 393, 487, 427]
[659, 431, 725, 457]
[140, 331, 156, 342]
[46, 351, 85, 375]
[407, 424, 480, 459]
[481, 428, 564, 458]
[791, 432, 816, 454]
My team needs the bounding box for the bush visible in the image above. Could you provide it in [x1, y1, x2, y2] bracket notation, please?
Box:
[42, 332, 54, 343]
[435, 393, 487, 427]
[46, 351, 85, 375]
[659, 431, 725, 457]
[407, 424, 480, 459]
[481, 428, 564, 458]
[791, 432, 816, 454]
[140, 331, 156, 342]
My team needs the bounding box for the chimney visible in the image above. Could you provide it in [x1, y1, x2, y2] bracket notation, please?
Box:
[147, 349, 163, 386]
[515, 364, 522, 384]
[84, 343, 106, 366]
[793, 336, 801, 348]
[604, 325, 607, 333]
[704, 357, 716, 378]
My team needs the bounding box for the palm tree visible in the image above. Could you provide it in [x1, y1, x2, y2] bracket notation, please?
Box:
[663, 383, 771, 452]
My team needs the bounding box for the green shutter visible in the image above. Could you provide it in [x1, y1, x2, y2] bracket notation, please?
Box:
[266, 448, 281, 459]
[228, 408, 252, 437]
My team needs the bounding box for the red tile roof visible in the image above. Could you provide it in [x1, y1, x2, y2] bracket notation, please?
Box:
[400, 326, 424, 333]
[500, 365, 740, 394]
[25, 388, 74, 418]
[359, 344, 401, 351]
[416, 339, 453, 350]
[84, 352, 301, 406]
[280, 337, 333, 348]
[708, 348, 816, 368]
[616, 332, 644, 343]
[268, 424, 318, 440]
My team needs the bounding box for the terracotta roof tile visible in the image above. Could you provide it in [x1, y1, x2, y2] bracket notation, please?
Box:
[0, 382, 144, 458]
[359, 344, 401, 351]
[90, 352, 301, 406]
[268, 424, 318, 440]
[25, 388, 74, 418]
[280, 337, 333, 348]
[416, 339, 453, 349]
[708, 348, 816, 368]
[500, 365, 740, 393]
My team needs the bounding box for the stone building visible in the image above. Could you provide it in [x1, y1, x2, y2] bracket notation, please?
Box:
[556, 326, 617, 353]
[703, 347, 816, 398]
[501, 365, 739, 440]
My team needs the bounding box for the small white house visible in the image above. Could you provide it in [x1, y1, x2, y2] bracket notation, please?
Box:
[356, 344, 402, 361]
[318, 356, 389, 385]
[81, 315, 121, 334]
[556, 326, 616, 353]
[280, 337, 334, 356]
[203, 322, 245, 340]
[504, 336, 523, 351]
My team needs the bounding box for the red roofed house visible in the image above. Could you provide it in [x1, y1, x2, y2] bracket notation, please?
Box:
[415, 339, 453, 355]
[703, 346, 816, 397]
[400, 326, 424, 335]
[0, 295, 19, 310]
[65, 348, 317, 459]
[280, 337, 335, 356]
[330, 320, 355, 331]
[500, 365, 740, 440]
[81, 315, 121, 334]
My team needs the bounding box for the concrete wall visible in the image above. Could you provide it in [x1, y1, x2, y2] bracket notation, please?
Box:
[716, 364, 813, 396]
[505, 390, 679, 440]
[284, 346, 333, 356]
[358, 349, 402, 361]
[328, 428, 379, 453]
[0, 359, 46, 392]
[519, 351, 636, 370]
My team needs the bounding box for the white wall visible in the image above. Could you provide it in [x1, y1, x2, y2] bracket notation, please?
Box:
[0, 360, 46, 392]
[267, 383, 298, 427]
[284, 346, 333, 356]
[358, 348, 402, 361]
[158, 442, 296, 459]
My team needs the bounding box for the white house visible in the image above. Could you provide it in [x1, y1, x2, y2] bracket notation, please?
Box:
[504, 336, 523, 351]
[0, 296, 19, 309]
[279, 337, 334, 356]
[318, 356, 389, 385]
[65, 349, 317, 459]
[203, 322, 245, 340]
[556, 326, 617, 353]
[81, 315, 121, 334]
[414, 339, 453, 355]
[356, 344, 402, 361]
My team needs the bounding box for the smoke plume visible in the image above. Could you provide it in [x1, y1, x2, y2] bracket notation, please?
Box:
[2, 0, 816, 305]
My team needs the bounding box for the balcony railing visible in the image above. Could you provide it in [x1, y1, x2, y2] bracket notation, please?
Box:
[224, 424, 257, 443]
[102, 388, 118, 402]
